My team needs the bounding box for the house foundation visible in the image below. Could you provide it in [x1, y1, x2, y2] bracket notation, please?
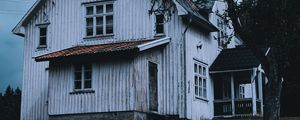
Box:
[49, 111, 187, 120]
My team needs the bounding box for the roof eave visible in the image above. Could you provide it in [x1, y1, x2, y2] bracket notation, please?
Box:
[182, 14, 218, 32]
[209, 67, 258, 74]
[12, 0, 46, 37]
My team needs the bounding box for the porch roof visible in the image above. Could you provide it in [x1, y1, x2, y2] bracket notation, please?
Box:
[210, 47, 261, 73]
[35, 37, 170, 62]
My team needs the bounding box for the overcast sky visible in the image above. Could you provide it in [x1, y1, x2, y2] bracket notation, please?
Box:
[0, 0, 36, 93]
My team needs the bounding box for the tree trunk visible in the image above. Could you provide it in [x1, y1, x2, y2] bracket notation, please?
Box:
[263, 50, 283, 120]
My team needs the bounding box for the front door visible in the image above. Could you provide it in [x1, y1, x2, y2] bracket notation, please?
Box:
[149, 62, 158, 111]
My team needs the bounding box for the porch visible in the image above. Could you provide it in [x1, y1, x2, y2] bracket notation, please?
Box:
[210, 47, 265, 118]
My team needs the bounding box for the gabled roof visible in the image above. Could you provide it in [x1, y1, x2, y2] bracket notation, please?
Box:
[175, 0, 218, 31]
[35, 37, 170, 62]
[210, 47, 261, 73]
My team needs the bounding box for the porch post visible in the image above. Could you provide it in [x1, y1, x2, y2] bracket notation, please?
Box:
[230, 72, 235, 116]
[258, 71, 264, 115]
[251, 69, 257, 115]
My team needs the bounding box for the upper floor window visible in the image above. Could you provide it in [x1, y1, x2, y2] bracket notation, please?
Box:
[39, 26, 47, 48]
[85, 3, 114, 37]
[194, 60, 208, 100]
[74, 64, 92, 90]
[155, 15, 164, 35]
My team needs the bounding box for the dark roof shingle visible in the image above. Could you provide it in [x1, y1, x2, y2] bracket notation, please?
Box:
[210, 47, 261, 72]
[35, 39, 155, 62]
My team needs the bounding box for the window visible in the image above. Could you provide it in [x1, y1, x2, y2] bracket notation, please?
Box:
[194, 60, 208, 100]
[74, 64, 92, 90]
[155, 15, 164, 34]
[85, 3, 114, 37]
[39, 27, 47, 48]
[217, 17, 227, 48]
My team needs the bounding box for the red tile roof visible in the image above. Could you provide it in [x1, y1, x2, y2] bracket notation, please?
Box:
[35, 39, 155, 62]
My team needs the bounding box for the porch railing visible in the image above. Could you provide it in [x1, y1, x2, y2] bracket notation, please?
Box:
[214, 100, 232, 116]
[214, 99, 260, 116]
[235, 98, 252, 114]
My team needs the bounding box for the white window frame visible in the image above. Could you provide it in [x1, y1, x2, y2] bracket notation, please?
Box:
[85, 2, 114, 37]
[194, 59, 208, 101]
[38, 25, 48, 48]
[74, 64, 93, 90]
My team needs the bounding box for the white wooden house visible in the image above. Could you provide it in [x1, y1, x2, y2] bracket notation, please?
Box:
[12, 0, 265, 120]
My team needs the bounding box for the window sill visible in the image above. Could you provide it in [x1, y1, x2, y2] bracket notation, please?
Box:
[154, 33, 166, 38]
[69, 89, 95, 95]
[83, 34, 114, 39]
[36, 46, 48, 51]
[195, 97, 209, 102]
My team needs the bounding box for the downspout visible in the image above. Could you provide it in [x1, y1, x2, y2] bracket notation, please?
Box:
[182, 14, 193, 117]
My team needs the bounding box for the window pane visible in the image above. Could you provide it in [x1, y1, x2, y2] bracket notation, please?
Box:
[203, 79, 206, 88]
[84, 71, 92, 79]
[96, 17, 103, 26]
[156, 15, 164, 34]
[86, 18, 93, 27]
[75, 72, 82, 80]
[86, 27, 93, 36]
[96, 5, 103, 14]
[195, 86, 198, 96]
[75, 65, 82, 71]
[199, 65, 202, 75]
[203, 88, 207, 98]
[203, 67, 206, 76]
[96, 26, 103, 35]
[86, 6, 93, 15]
[194, 64, 197, 73]
[106, 16, 113, 25]
[84, 80, 92, 89]
[199, 78, 202, 96]
[75, 81, 82, 89]
[194, 76, 198, 85]
[106, 25, 113, 34]
[39, 37, 47, 46]
[84, 64, 92, 71]
[40, 28, 47, 36]
[106, 16, 113, 34]
[106, 4, 113, 13]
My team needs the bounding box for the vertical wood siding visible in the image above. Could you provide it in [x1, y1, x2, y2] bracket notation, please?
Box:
[48, 60, 134, 115]
[21, 0, 234, 119]
[22, 0, 186, 119]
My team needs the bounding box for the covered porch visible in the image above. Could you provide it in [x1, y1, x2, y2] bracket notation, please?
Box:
[210, 47, 265, 118]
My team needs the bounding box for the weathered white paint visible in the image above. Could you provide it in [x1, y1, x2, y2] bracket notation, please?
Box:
[48, 59, 134, 115]
[15, 0, 243, 120]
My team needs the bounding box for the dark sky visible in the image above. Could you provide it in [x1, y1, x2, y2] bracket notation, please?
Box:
[0, 0, 36, 93]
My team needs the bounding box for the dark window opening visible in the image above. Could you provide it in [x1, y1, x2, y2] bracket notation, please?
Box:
[39, 27, 47, 48]
[155, 15, 164, 34]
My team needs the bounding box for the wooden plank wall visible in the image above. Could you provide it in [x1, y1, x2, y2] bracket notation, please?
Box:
[21, 0, 187, 119]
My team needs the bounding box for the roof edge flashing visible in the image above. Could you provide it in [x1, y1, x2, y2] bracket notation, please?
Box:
[138, 37, 171, 51]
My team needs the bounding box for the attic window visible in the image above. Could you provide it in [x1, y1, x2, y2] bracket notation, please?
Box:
[85, 3, 114, 37]
[155, 15, 164, 34]
[39, 26, 47, 48]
